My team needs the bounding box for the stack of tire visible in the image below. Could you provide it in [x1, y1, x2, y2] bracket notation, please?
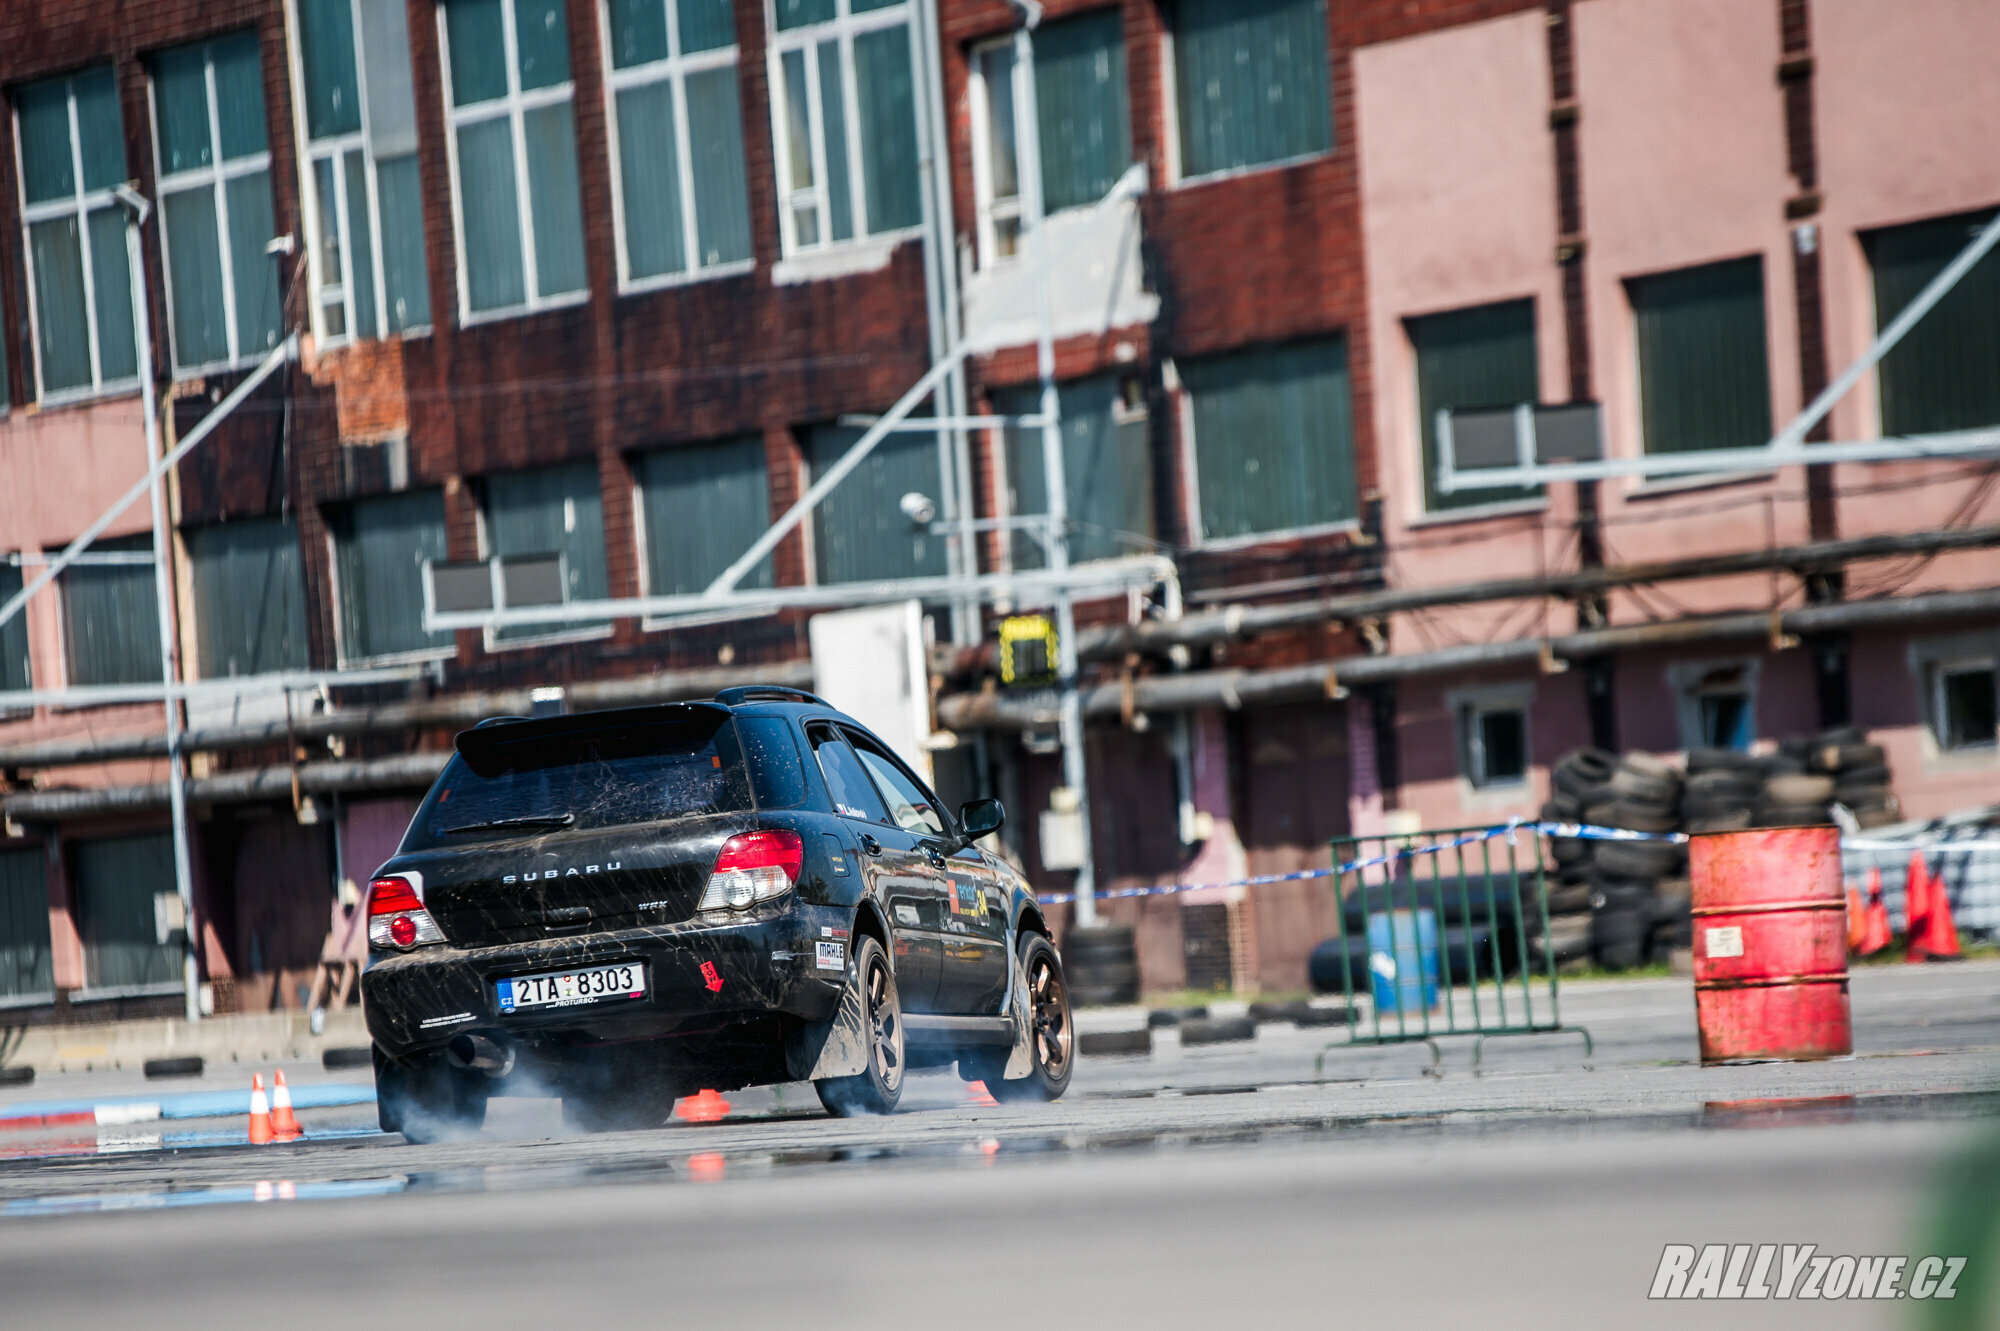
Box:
[1061, 922, 1140, 1007]
[1808, 728, 1899, 828]
[1683, 749, 1762, 832]
[1540, 749, 1689, 970]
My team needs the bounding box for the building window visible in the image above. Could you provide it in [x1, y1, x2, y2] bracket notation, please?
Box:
[151, 33, 283, 374]
[480, 461, 609, 641]
[295, 0, 433, 342]
[767, 0, 921, 255]
[0, 848, 54, 1002]
[16, 66, 138, 401]
[1181, 335, 1357, 543]
[185, 516, 310, 678]
[440, 0, 589, 317]
[73, 834, 180, 991]
[0, 562, 29, 694]
[635, 436, 774, 596]
[1168, 0, 1330, 181]
[329, 489, 449, 662]
[1629, 256, 1771, 457]
[1671, 661, 1757, 753]
[997, 374, 1153, 567]
[59, 534, 161, 687]
[1865, 209, 2000, 437]
[805, 422, 946, 584]
[969, 9, 1130, 265]
[1409, 299, 1541, 513]
[1454, 689, 1531, 790]
[605, 0, 753, 286]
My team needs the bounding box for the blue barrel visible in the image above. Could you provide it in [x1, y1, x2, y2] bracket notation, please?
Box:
[1367, 909, 1439, 1013]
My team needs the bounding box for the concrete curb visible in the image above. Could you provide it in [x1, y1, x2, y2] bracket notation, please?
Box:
[0, 1008, 371, 1075]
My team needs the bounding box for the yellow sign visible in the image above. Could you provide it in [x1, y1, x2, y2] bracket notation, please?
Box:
[999, 614, 1058, 687]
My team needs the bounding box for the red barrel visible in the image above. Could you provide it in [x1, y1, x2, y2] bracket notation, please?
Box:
[1688, 826, 1852, 1063]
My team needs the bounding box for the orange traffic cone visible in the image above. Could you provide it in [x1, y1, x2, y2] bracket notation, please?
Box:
[1903, 852, 1933, 963]
[675, 1089, 731, 1123]
[1911, 860, 1963, 962]
[1847, 882, 1868, 953]
[248, 1074, 273, 1145]
[965, 1080, 999, 1107]
[270, 1069, 302, 1142]
[1860, 868, 1893, 956]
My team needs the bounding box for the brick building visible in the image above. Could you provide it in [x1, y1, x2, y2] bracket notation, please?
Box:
[0, 0, 1995, 1019]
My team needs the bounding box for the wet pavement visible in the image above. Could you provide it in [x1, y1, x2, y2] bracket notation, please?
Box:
[1, 961, 1995, 1327]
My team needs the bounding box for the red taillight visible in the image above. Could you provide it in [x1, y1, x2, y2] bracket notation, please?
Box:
[368, 874, 445, 950]
[370, 877, 424, 915]
[714, 830, 805, 879]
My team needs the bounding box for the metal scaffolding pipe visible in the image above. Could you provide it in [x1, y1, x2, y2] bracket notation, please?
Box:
[936, 586, 2000, 730]
[1, 752, 451, 822]
[932, 522, 2000, 676]
[0, 661, 814, 771]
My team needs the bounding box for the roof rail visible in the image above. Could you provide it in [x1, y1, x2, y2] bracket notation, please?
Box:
[713, 685, 829, 708]
[472, 715, 532, 728]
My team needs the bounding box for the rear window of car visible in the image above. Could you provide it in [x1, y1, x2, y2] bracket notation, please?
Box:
[403, 713, 753, 849]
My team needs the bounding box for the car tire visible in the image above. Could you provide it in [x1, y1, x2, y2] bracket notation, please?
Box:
[376, 1047, 488, 1143]
[961, 935, 1077, 1101]
[815, 936, 905, 1117]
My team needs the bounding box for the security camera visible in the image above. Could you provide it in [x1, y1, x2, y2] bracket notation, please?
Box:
[899, 491, 937, 526]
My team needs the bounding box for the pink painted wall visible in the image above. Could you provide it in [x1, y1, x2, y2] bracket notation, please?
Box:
[1354, 10, 1567, 564]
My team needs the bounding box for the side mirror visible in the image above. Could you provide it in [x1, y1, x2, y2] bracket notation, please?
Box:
[957, 797, 1005, 841]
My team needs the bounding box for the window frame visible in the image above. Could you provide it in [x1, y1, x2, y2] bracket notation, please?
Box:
[473, 463, 613, 652]
[1159, 0, 1335, 189]
[600, 0, 755, 294]
[1911, 633, 2000, 757]
[324, 492, 457, 669]
[1449, 683, 1533, 792]
[287, 0, 434, 346]
[14, 68, 138, 406]
[967, 36, 1025, 270]
[763, 0, 921, 259]
[438, 0, 590, 325]
[1931, 658, 1998, 753]
[148, 35, 281, 378]
[1668, 659, 1760, 754]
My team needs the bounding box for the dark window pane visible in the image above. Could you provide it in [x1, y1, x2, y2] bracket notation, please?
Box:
[0, 564, 30, 692]
[16, 78, 77, 204]
[360, 0, 421, 156]
[637, 437, 774, 595]
[0, 848, 54, 1000]
[854, 24, 920, 233]
[86, 205, 138, 381]
[816, 41, 853, 242]
[75, 66, 127, 192]
[73, 834, 180, 989]
[186, 516, 310, 677]
[615, 82, 687, 278]
[1699, 693, 1753, 751]
[685, 66, 752, 266]
[344, 150, 379, 335]
[807, 423, 947, 584]
[1630, 256, 1771, 455]
[376, 155, 431, 330]
[1035, 10, 1131, 213]
[775, 0, 836, 31]
[999, 374, 1154, 567]
[514, 0, 572, 91]
[677, 0, 736, 52]
[1172, 0, 1331, 177]
[1866, 210, 2000, 436]
[737, 716, 808, 809]
[809, 726, 889, 824]
[1409, 299, 1541, 511]
[457, 118, 527, 311]
[445, 0, 510, 105]
[61, 534, 161, 686]
[332, 489, 449, 660]
[298, 0, 364, 139]
[225, 170, 282, 354]
[1941, 667, 1997, 750]
[28, 216, 92, 394]
[608, 0, 668, 67]
[524, 102, 586, 297]
[213, 32, 270, 161]
[162, 186, 230, 367]
[1477, 709, 1528, 784]
[482, 462, 608, 640]
[1183, 336, 1357, 541]
[152, 44, 213, 174]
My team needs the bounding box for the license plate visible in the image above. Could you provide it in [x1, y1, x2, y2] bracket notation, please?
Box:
[497, 962, 647, 1013]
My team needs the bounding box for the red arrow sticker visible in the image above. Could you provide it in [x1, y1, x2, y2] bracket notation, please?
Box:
[700, 961, 723, 992]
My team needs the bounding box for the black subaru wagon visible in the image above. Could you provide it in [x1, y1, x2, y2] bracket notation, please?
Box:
[363, 686, 1073, 1140]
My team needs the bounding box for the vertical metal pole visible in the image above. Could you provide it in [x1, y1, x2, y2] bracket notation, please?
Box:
[125, 200, 201, 1022]
[1013, 20, 1096, 924]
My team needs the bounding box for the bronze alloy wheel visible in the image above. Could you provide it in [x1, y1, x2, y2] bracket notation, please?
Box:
[1028, 947, 1071, 1081]
[865, 948, 904, 1093]
[816, 936, 905, 1116]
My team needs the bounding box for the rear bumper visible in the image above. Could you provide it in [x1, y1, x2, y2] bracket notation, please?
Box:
[362, 904, 849, 1059]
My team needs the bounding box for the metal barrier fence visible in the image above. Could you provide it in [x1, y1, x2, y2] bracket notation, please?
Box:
[1317, 825, 1592, 1075]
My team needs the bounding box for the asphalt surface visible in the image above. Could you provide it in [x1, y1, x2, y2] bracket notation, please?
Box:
[1, 961, 1995, 1329]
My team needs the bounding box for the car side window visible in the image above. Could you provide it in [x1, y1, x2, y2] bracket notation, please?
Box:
[807, 724, 890, 824]
[846, 733, 947, 837]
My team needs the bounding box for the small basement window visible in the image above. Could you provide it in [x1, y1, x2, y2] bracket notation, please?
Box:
[1673, 662, 1756, 752]
[1452, 688, 1531, 789]
[1932, 659, 1998, 751]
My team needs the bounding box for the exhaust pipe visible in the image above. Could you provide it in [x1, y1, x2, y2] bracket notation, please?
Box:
[446, 1033, 516, 1078]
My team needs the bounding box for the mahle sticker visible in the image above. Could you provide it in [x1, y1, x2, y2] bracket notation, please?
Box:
[815, 940, 845, 971]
